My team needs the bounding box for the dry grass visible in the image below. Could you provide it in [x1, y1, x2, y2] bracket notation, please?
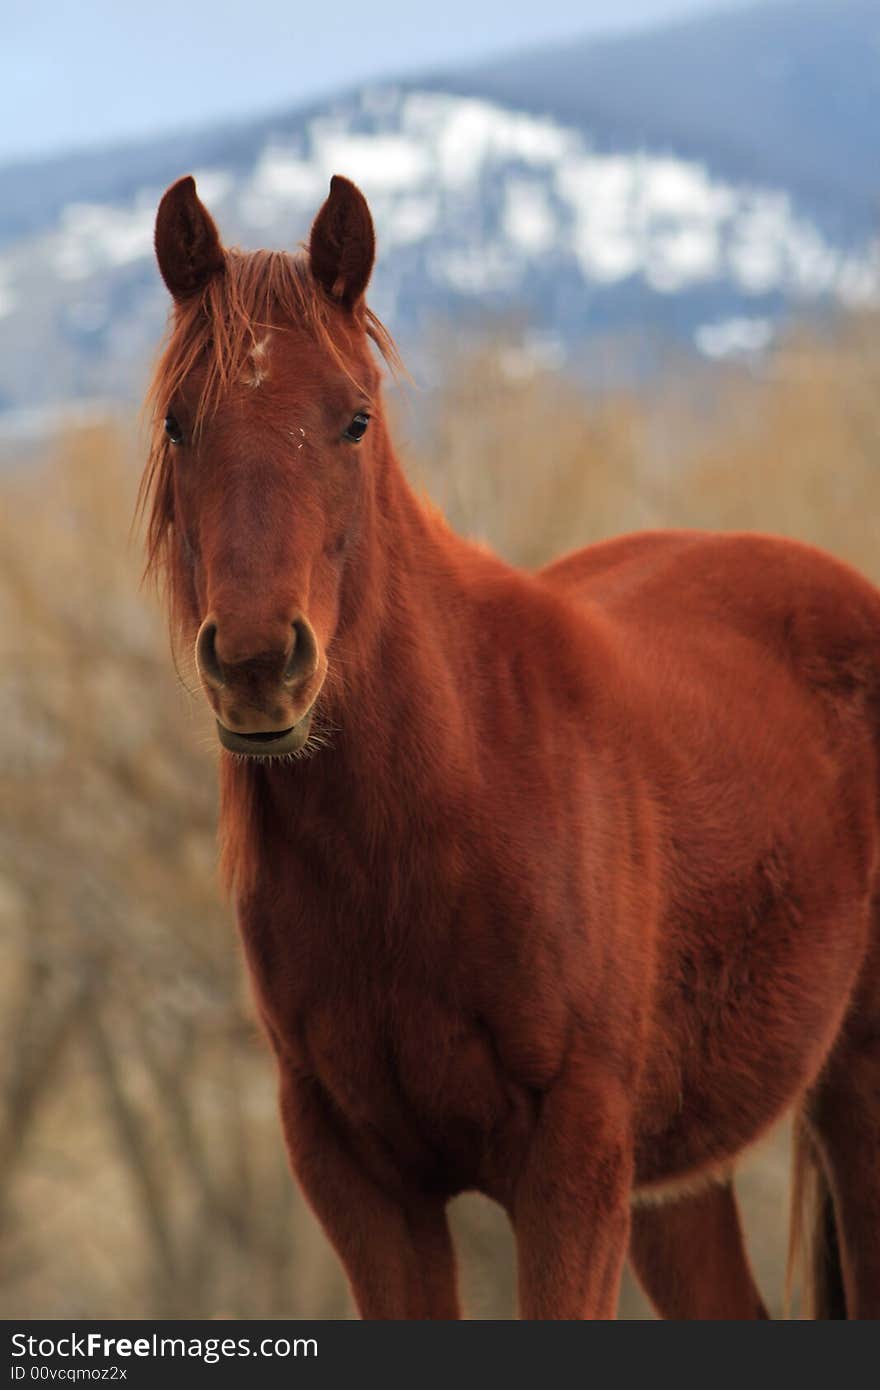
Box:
[406, 312, 880, 583]
[1, 309, 877, 1318]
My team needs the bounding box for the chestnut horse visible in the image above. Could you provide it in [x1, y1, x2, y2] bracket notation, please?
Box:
[141, 173, 880, 1319]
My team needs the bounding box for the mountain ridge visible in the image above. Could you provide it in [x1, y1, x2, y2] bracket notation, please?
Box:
[0, 0, 876, 422]
[3, 0, 877, 247]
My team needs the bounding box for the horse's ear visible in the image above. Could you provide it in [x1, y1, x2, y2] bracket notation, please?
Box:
[309, 175, 375, 309]
[155, 175, 226, 301]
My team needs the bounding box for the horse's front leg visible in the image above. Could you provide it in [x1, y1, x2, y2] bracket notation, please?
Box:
[279, 1071, 459, 1319]
[512, 1069, 634, 1319]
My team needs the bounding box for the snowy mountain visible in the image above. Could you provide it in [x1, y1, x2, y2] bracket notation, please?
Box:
[426, 0, 880, 241]
[0, 0, 877, 422]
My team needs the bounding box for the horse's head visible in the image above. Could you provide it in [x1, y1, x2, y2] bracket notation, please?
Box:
[143, 174, 395, 758]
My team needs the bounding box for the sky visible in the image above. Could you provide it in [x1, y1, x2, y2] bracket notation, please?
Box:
[3, 0, 761, 166]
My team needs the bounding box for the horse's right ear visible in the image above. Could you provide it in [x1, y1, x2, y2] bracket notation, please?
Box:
[154, 175, 226, 301]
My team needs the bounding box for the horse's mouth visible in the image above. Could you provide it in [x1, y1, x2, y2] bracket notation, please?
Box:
[216, 708, 314, 758]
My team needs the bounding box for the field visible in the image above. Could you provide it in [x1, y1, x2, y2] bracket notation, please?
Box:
[1, 311, 877, 1317]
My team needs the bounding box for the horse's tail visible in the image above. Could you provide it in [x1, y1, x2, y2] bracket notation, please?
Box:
[786, 1116, 847, 1318]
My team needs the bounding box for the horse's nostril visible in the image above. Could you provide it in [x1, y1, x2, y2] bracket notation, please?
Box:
[196, 620, 225, 687]
[284, 617, 318, 687]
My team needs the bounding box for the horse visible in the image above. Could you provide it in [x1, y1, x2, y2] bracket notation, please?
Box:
[141, 172, 880, 1319]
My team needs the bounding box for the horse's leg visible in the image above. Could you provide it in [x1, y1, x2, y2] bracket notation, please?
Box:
[807, 1025, 880, 1318]
[279, 1072, 459, 1319]
[512, 1072, 633, 1319]
[629, 1182, 768, 1319]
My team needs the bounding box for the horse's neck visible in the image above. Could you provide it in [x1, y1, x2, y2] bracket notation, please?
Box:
[222, 433, 590, 896]
[325, 437, 496, 790]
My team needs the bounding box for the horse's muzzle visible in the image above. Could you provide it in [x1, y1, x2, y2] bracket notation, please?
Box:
[216, 705, 314, 757]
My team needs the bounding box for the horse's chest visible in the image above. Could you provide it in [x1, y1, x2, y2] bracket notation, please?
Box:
[238, 844, 570, 1194]
[300, 990, 535, 1196]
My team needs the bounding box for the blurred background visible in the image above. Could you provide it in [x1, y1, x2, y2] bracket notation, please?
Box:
[1, 0, 878, 1318]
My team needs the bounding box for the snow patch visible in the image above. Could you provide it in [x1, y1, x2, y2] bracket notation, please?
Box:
[503, 181, 557, 255]
[54, 200, 155, 279]
[0, 267, 15, 319]
[695, 316, 774, 359]
[313, 129, 431, 191]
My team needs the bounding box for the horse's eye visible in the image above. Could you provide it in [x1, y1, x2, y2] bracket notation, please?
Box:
[164, 414, 185, 446]
[342, 412, 370, 443]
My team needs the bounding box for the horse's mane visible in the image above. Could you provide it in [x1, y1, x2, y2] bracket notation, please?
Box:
[138, 246, 399, 639]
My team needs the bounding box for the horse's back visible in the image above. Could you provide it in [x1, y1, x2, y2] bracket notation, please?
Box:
[541, 526, 880, 621]
[541, 528, 880, 702]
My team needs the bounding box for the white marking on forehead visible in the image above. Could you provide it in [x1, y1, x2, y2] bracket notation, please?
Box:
[242, 332, 272, 388]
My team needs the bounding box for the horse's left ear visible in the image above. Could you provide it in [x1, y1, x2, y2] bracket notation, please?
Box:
[309, 175, 375, 309]
[155, 175, 226, 301]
